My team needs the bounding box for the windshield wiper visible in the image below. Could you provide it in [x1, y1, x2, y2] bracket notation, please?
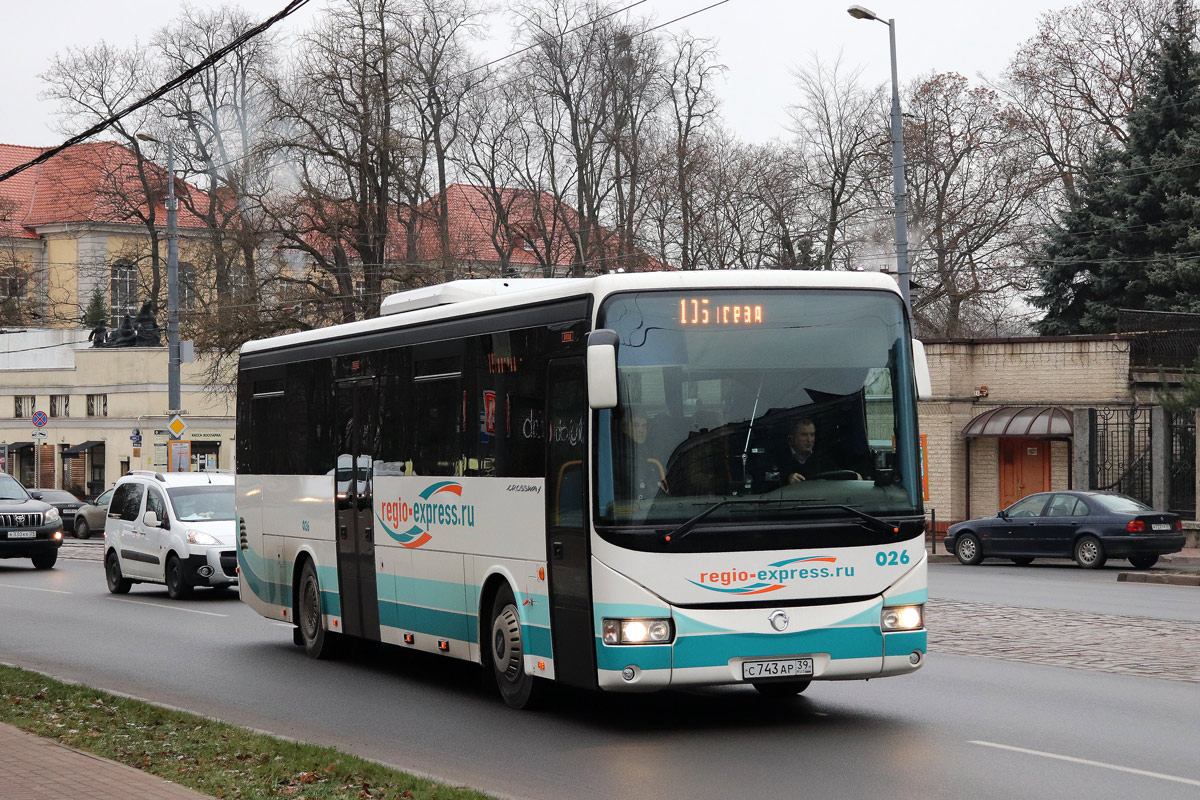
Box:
[663, 499, 779, 543]
[663, 500, 901, 543]
[795, 504, 901, 535]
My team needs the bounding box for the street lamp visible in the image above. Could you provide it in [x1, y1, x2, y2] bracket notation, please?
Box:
[848, 5, 912, 314]
[135, 133, 181, 421]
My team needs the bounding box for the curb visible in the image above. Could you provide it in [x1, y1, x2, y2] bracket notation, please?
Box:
[1117, 572, 1200, 586]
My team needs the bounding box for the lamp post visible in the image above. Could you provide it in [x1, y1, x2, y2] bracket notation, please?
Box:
[136, 134, 181, 419]
[848, 5, 911, 314]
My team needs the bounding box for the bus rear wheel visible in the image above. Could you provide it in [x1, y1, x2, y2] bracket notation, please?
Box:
[298, 560, 338, 659]
[490, 585, 538, 709]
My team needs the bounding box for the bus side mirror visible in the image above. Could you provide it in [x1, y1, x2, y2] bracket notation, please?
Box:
[587, 329, 619, 409]
[912, 339, 932, 400]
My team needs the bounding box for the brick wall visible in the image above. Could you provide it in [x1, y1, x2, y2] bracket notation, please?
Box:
[919, 336, 1133, 526]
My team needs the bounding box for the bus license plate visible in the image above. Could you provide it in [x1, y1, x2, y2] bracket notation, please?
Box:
[6, 531, 35, 539]
[742, 658, 814, 680]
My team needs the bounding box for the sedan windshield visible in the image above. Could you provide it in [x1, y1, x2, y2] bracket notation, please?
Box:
[0, 475, 29, 502]
[167, 486, 236, 521]
[595, 289, 921, 537]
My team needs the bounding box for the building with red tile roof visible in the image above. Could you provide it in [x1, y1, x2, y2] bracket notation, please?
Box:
[0, 140, 208, 329]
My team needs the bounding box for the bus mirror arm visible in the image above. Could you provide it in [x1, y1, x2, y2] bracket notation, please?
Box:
[587, 329, 620, 409]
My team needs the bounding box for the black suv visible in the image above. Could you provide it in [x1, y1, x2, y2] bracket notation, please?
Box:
[0, 474, 63, 569]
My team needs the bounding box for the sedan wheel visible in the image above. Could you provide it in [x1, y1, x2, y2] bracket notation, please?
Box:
[74, 518, 91, 539]
[1129, 554, 1159, 569]
[955, 533, 983, 565]
[1073, 535, 1107, 569]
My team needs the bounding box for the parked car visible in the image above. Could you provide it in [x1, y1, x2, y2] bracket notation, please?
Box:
[945, 490, 1185, 569]
[73, 487, 113, 539]
[103, 470, 237, 598]
[0, 473, 63, 569]
[30, 489, 84, 533]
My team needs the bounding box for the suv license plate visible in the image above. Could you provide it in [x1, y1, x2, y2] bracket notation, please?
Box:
[742, 658, 814, 680]
[6, 531, 36, 539]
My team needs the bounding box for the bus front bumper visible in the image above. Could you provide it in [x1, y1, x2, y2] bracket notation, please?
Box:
[594, 597, 925, 692]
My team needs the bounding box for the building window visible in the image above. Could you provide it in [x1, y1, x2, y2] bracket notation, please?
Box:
[354, 280, 366, 302]
[14, 395, 34, 418]
[229, 272, 250, 300]
[0, 267, 28, 300]
[87, 394, 108, 417]
[49, 395, 69, 417]
[110, 259, 138, 327]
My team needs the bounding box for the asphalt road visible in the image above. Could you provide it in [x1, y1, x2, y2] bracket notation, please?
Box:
[0, 554, 1197, 799]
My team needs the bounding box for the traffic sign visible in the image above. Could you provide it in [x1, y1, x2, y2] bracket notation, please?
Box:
[32, 431, 48, 438]
[131, 428, 141, 437]
[32, 411, 48, 428]
[167, 414, 188, 439]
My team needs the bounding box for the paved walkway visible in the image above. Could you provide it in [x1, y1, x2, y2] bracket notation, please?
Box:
[0, 722, 212, 799]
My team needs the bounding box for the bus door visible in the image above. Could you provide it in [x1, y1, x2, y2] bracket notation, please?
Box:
[545, 358, 597, 688]
[334, 376, 381, 641]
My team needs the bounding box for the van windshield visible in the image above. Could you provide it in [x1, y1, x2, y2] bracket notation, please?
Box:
[167, 486, 236, 521]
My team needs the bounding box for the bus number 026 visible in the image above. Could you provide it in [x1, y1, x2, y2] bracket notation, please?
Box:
[876, 550, 910, 566]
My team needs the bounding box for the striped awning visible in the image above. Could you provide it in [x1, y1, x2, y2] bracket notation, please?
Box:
[962, 406, 1074, 438]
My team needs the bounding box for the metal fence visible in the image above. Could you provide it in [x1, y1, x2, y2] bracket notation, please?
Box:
[1168, 411, 1196, 519]
[1089, 407, 1153, 506]
[1118, 309, 1200, 369]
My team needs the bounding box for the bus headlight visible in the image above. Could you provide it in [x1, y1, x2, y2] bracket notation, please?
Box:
[602, 618, 673, 645]
[881, 604, 924, 631]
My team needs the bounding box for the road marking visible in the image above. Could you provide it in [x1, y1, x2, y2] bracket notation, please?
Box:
[971, 741, 1200, 788]
[106, 598, 228, 617]
[0, 583, 71, 595]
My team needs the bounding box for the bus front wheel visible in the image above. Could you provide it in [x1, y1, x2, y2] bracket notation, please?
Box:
[490, 585, 538, 709]
[298, 560, 338, 659]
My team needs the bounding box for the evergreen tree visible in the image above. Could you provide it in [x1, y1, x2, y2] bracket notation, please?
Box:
[1034, 0, 1200, 333]
[82, 288, 107, 329]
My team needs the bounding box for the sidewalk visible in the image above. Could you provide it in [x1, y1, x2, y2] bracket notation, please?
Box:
[928, 542, 1200, 570]
[0, 722, 213, 800]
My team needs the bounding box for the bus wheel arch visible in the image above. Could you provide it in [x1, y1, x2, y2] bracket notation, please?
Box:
[486, 581, 539, 709]
[294, 554, 338, 659]
[477, 573, 514, 673]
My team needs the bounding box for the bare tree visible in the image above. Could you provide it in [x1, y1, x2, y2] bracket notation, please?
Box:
[267, 0, 416, 323]
[1001, 0, 1169, 210]
[896, 73, 1049, 337]
[662, 33, 723, 270]
[789, 55, 885, 270]
[40, 42, 167, 310]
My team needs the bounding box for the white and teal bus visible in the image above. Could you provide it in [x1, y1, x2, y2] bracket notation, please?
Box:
[236, 271, 931, 708]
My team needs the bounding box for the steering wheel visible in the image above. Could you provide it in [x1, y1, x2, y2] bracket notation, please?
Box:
[810, 470, 860, 481]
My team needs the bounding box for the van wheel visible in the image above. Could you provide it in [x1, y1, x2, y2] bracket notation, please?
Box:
[165, 554, 193, 599]
[490, 585, 539, 709]
[106, 551, 131, 594]
[31, 551, 57, 570]
[298, 560, 338, 659]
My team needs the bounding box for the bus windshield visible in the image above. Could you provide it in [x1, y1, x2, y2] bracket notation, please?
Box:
[595, 289, 921, 535]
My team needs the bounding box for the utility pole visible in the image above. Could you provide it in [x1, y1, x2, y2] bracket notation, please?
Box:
[848, 5, 912, 315]
[167, 139, 181, 418]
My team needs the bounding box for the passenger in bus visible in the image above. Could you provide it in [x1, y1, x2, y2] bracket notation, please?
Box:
[613, 412, 668, 502]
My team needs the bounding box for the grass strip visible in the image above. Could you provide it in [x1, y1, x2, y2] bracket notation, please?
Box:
[0, 664, 493, 800]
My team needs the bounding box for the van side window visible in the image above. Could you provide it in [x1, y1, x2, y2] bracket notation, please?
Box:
[119, 484, 145, 521]
[146, 488, 167, 524]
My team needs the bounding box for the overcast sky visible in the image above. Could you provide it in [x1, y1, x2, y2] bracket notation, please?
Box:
[0, 0, 1072, 149]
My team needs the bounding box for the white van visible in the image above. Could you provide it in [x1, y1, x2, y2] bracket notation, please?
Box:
[103, 470, 237, 598]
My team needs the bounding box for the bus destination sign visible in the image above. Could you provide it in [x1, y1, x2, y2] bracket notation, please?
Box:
[679, 297, 765, 326]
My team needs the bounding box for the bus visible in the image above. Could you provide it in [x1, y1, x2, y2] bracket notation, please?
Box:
[235, 271, 932, 708]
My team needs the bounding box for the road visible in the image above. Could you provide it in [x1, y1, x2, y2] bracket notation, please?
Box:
[0, 550, 1197, 799]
